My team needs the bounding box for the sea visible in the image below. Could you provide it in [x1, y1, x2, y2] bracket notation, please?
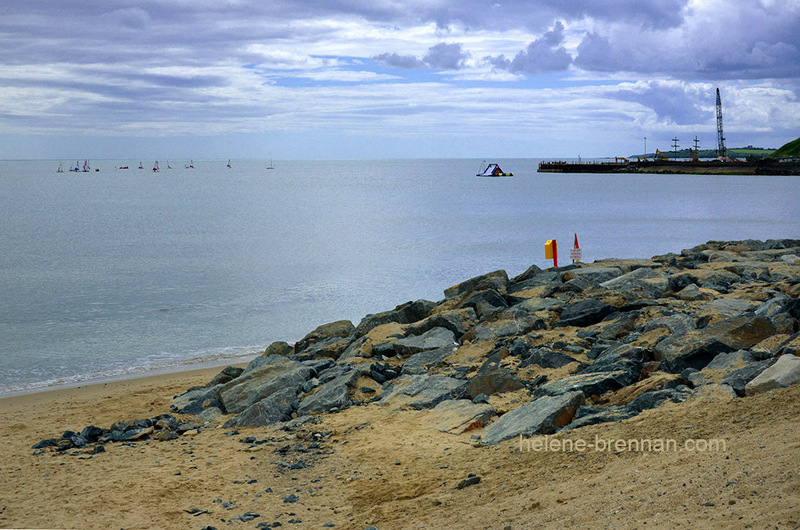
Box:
[1, 158, 798, 397]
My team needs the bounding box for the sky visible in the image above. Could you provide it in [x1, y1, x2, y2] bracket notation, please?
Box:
[1, 0, 799, 159]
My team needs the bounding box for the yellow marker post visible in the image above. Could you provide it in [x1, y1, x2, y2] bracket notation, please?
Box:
[545, 239, 558, 268]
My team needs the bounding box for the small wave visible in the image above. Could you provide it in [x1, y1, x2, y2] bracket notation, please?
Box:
[0, 345, 263, 398]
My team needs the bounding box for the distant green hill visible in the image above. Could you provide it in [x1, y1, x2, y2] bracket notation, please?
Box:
[770, 137, 800, 158]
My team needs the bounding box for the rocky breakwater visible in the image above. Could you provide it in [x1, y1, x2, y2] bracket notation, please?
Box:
[34, 239, 800, 454]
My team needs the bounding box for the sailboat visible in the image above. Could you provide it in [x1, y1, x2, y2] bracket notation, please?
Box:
[153, 161, 159, 172]
[185, 160, 194, 168]
[138, 161, 144, 169]
[266, 158, 274, 170]
[57, 162, 64, 173]
[70, 160, 80, 172]
[82, 160, 90, 172]
[167, 160, 172, 169]
[227, 159, 231, 169]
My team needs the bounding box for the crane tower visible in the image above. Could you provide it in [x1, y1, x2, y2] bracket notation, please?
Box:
[716, 88, 727, 159]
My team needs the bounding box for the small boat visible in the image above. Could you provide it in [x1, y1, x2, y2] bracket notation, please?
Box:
[82, 160, 90, 172]
[153, 161, 159, 172]
[185, 160, 194, 168]
[227, 159, 231, 168]
[56, 162, 64, 173]
[167, 161, 172, 169]
[119, 165, 129, 170]
[476, 162, 513, 177]
[266, 158, 274, 170]
[138, 161, 144, 169]
[69, 160, 80, 172]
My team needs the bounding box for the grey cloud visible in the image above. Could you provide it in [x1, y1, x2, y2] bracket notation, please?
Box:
[485, 21, 571, 74]
[608, 82, 711, 125]
[373, 53, 425, 69]
[423, 43, 469, 70]
[374, 43, 469, 70]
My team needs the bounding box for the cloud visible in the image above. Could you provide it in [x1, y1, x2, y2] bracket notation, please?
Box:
[485, 21, 572, 74]
[373, 42, 469, 70]
[423, 42, 469, 70]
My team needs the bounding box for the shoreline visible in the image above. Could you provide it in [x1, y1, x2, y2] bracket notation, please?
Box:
[0, 354, 258, 400]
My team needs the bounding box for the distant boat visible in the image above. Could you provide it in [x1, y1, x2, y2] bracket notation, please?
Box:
[476, 162, 513, 177]
[82, 160, 90, 172]
[227, 159, 231, 168]
[153, 161, 159, 172]
[56, 162, 64, 173]
[69, 160, 80, 172]
[138, 161, 144, 169]
[266, 158, 274, 170]
[185, 160, 194, 169]
[119, 166, 129, 170]
[167, 160, 172, 169]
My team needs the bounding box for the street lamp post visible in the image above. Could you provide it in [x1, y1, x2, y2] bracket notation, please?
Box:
[644, 136, 647, 158]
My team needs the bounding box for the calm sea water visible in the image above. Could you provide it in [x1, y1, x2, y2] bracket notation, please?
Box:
[1, 158, 798, 395]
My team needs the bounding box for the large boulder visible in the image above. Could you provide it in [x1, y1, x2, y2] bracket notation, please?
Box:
[392, 327, 455, 356]
[466, 313, 545, 342]
[405, 308, 477, 341]
[534, 371, 634, 398]
[556, 299, 618, 328]
[745, 354, 800, 396]
[654, 315, 776, 372]
[297, 368, 359, 415]
[401, 344, 455, 375]
[218, 356, 312, 414]
[481, 391, 584, 445]
[600, 267, 670, 299]
[379, 374, 468, 410]
[223, 387, 297, 428]
[444, 270, 509, 299]
[466, 368, 525, 398]
[355, 300, 436, 336]
[561, 266, 623, 284]
[294, 320, 356, 357]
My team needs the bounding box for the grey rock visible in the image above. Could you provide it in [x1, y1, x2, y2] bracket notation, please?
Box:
[295, 320, 355, 355]
[699, 299, 759, 320]
[355, 299, 437, 336]
[424, 399, 495, 434]
[171, 384, 225, 415]
[508, 297, 564, 314]
[521, 347, 575, 369]
[379, 374, 468, 410]
[205, 365, 245, 387]
[218, 356, 312, 414]
[405, 308, 476, 341]
[481, 391, 584, 445]
[454, 474, 481, 489]
[444, 270, 508, 299]
[556, 299, 618, 328]
[457, 288, 509, 318]
[297, 368, 359, 415]
[508, 270, 563, 293]
[392, 327, 455, 356]
[654, 315, 776, 372]
[745, 354, 800, 396]
[468, 314, 544, 342]
[535, 370, 633, 398]
[644, 313, 697, 337]
[466, 368, 525, 398]
[627, 388, 690, 413]
[562, 266, 623, 284]
[401, 344, 455, 375]
[223, 387, 297, 428]
[600, 267, 670, 298]
[560, 405, 636, 431]
[723, 359, 776, 396]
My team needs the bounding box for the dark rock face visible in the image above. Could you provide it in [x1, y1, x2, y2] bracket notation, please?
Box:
[380, 374, 468, 410]
[355, 299, 437, 336]
[392, 327, 455, 356]
[556, 299, 618, 328]
[218, 356, 312, 414]
[466, 368, 525, 398]
[223, 387, 298, 428]
[481, 392, 584, 445]
[444, 270, 509, 300]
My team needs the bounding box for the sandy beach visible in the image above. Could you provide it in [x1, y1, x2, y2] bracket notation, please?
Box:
[2, 364, 799, 529]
